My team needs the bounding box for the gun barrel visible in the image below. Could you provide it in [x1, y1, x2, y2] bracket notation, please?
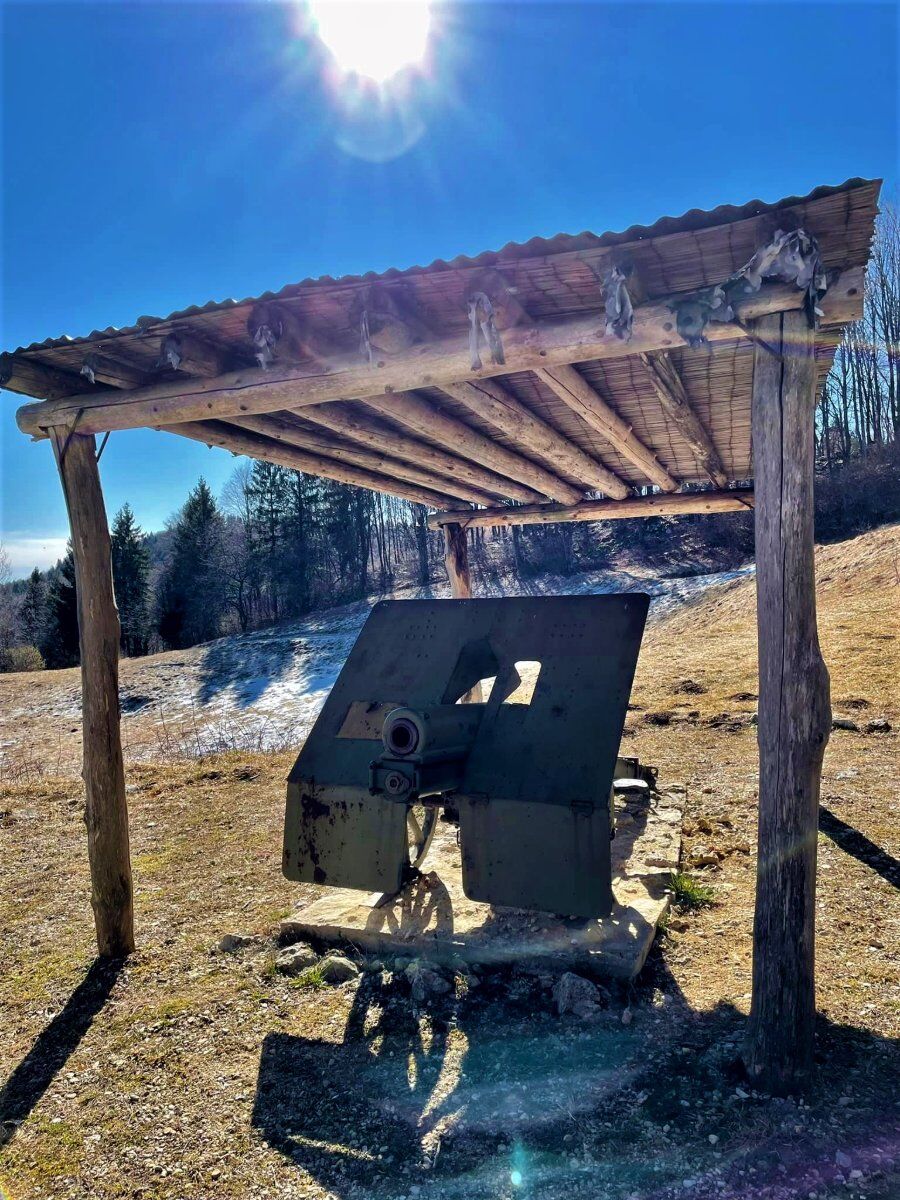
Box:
[382, 704, 485, 761]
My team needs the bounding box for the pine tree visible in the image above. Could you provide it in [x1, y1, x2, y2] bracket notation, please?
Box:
[246, 462, 292, 623]
[156, 479, 227, 649]
[18, 567, 47, 648]
[111, 503, 151, 657]
[41, 548, 80, 668]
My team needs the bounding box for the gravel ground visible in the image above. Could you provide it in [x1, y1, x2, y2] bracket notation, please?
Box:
[1, 525, 897, 1200]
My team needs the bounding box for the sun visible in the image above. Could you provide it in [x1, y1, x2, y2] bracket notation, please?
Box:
[307, 0, 433, 83]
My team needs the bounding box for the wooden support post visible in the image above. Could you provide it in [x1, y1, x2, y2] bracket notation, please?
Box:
[744, 311, 830, 1093]
[51, 429, 135, 958]
[443, 522, 480, 700]
[442, 521, 473, 599]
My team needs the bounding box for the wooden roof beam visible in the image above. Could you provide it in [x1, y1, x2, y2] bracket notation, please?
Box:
[639, 352, 729, 487]
[231, 412, 502, 507]
[439, 377, 630, 500]
[536, 362, 680, 491]
[167, 420, 464, 510]
[15, 266, 865, 438]
[296, 401, 544, 505]
[428, 487, 754, 530]
[361, 391, 584, 504]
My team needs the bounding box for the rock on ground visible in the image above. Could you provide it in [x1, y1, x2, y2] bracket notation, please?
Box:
[217, 933, 255, 953]
[553, 971, 604, 1018]
[318, 954, 360, 984]
[275, 943, 319, 975]
[405, 960, 451, 1001]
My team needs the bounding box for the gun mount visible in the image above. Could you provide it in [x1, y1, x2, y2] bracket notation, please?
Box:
[283, 594, 651, 918]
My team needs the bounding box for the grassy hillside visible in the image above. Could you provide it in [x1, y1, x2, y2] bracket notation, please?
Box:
[1, 525, 897, 1200]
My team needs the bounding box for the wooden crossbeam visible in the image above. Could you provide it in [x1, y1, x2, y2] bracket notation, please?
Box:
[361, 392, 584, 504]
[428, 487, 753, 529]
[535, 363, 680, 491]
[167, 420, 465, 510]
[14, 268, 865, 438]
[638, 352, 728, 487]
[438, 379, 630, 499]
[295, 400, 544, 504]
[232, 412, 501, 507]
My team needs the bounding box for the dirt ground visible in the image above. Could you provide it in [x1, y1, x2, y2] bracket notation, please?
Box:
[1, 525, 898, 1200]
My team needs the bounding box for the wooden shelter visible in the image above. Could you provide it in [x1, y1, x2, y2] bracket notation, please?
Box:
[2, 177, 880, 1092]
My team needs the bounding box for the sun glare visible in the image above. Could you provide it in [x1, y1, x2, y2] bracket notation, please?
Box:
[307, 0, 432, 83]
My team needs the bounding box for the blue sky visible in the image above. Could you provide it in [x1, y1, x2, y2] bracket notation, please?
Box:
[1, 0, 897, 577]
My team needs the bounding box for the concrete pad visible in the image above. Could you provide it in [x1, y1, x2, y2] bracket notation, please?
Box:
[281, 789, 682, 980]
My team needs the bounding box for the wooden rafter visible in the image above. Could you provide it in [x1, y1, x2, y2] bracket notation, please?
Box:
[231, 412, 501, 507]
[438, 378, 630, 499]
[638, 352, 728, 487]
[361, 392, 584, 504]
[168, 420, 464, 510]
[295, 401, 544, 505]
[428, 487, 753, 529]
[535, 362, 679, 491]
[14, 267, 865, 439]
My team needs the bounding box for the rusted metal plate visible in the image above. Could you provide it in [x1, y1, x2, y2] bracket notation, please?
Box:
[283, 595, 648, 916]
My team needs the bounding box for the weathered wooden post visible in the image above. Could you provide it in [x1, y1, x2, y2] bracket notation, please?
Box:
[744, 310, 831, 1092]
[51, 428, 135, 958]
[442, 521, 473, 599]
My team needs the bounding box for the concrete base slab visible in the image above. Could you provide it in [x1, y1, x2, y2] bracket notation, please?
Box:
[281, 789, 682, 980]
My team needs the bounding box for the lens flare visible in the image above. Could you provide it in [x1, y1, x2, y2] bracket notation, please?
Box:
[307, 0, 432, 83]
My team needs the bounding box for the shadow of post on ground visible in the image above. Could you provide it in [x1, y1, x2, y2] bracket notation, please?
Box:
[0, 957, 125, 1148]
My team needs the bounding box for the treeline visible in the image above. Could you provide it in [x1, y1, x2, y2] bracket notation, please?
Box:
[816, 201, 899, 471]
[0, 467, 437, 670]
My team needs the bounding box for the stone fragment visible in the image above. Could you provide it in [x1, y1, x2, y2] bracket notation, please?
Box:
[405, 960, 451, 1001]
[553, 972, 603, 1018]
[831, 717, 859, 732]
[217, 933, 254, 953]
[275, 943, 319, 975]
[319, 955, 360, 984]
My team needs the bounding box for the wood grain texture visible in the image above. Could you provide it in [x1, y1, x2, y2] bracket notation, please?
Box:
[50, 429, 134, 958]
[536, 362, 679, 491]
[744, 311, 831, 1094]
[15, 268, 865, 439]
[362, 391, 582, 504]
[296, 400, 543, 504]
[439, 378, 630, 499]
[231, 412, 500, 507]
[638, 352, 729, 487]
[442, 522, 473, 599]
[428, 487, 753, 529]
[167, 420, 464, 510]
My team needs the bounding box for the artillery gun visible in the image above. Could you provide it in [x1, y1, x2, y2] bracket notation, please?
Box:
[283, 595, 655, 918]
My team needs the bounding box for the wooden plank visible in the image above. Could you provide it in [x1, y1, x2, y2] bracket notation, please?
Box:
[50, 428, 134, 958]
[439, 378, 630, 499]
[639, 352, 729, 487]
[232, 413, 501, 507]
[362, 392, 583, 504]
[2, 352, 112, 402]
[168, 420, 465, 510]
[743, 311, 830, 1095]
[536, 362, 679, 491]
[428, 487, 753, 529]
[15, 267, 865, 438]
[296, 400, 544, 504]
[432, 487, 753, 529]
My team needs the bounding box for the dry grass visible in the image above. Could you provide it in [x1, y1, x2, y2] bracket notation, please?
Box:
[0, 525, 898, 1200]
